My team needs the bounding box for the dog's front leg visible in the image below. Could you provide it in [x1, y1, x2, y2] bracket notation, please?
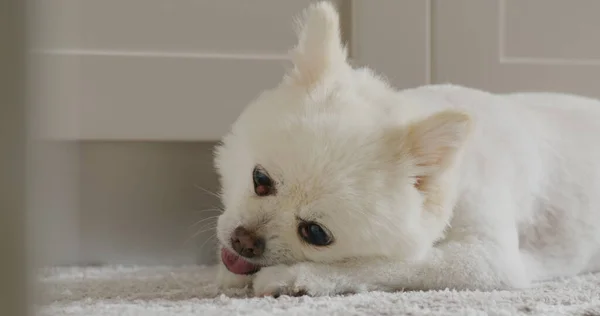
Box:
[216, 261, 254, 290]
[253, 236, 529, 297]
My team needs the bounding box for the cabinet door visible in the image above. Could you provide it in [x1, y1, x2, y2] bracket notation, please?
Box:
[349, 0, 432, 89]
[31, 0, 315, 141]
[433, 0, 600, 98]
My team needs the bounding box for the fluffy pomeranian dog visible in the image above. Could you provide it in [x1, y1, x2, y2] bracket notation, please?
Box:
[213, 1, 600, 297]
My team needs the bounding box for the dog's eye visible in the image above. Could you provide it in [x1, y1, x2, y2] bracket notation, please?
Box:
[252, 166, 273, 196]
[298, 222, 333, 246]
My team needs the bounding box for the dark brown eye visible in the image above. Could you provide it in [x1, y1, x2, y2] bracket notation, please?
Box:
[252, 166, 273, 196]
[298, 222, 332, 246]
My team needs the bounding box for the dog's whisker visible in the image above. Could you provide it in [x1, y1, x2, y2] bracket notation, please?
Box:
[188, 215, 220, 229]
[190, 225, 218, 240]
[194, 184, 222, 199]
[195, 222, 218, 235]
[199, 234, 218, 252]
[192, 208, 223, 214]
[182, 226, 216, 247]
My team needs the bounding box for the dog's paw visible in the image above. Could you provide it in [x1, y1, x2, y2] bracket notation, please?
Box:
[252, 263, 339, 297]
[252, 264, 304, 297]
[216, 263, 253, 289]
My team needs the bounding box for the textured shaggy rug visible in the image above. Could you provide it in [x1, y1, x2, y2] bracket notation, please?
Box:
[38, 265, 600, 316]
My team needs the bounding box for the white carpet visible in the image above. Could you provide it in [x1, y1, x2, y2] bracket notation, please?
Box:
[38, 265, 600, 316]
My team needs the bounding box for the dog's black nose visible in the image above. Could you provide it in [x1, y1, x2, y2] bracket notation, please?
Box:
[230, 226, 265, 258]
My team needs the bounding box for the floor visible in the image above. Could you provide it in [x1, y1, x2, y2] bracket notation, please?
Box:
[38, 265, 600, 316]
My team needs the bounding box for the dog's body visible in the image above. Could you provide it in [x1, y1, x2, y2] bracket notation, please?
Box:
[214, 2, 600, 296]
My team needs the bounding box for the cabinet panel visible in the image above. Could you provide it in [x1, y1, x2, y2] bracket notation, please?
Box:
[433, 0, 600, 99]
[33, 0, 311, 54]
[31, 0, 324, 140]
[34, 54, 287, 140]
[350, 0, 431, 89]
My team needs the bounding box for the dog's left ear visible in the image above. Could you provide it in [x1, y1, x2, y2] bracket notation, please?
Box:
[407, 111, 471, 180]
[287, 1, 348, 87]
[407, 111, 471, 173]
[386, 111, 472, 182]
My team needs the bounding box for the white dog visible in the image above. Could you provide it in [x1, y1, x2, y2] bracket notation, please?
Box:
[214, 2, 600, 297]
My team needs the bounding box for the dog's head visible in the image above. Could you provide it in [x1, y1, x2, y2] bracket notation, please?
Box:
[214, 2, 471, 275]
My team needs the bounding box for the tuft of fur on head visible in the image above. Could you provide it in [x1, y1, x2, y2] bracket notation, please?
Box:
[214, 1, 471, 271]
[285, 1, 349, 88]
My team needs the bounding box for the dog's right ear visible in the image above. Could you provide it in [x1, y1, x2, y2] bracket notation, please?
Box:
[286, 1, 348, 88]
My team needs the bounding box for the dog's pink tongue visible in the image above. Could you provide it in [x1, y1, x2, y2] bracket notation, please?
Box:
[221, 247, 260, 275]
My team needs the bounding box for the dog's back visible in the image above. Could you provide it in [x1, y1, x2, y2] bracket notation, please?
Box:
[406, 85, 600, 281]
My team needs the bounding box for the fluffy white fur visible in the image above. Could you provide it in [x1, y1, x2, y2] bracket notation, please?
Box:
[214, 2, 600, 296]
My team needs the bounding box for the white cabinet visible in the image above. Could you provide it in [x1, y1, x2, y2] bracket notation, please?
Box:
[350, 0, 432, 89]
[32, 0, 314, 141]
[433, 0, 600, 98]
[32, 0, 600, 141]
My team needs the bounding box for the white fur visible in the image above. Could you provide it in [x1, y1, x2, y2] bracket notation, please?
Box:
[214, 2, 600, 296]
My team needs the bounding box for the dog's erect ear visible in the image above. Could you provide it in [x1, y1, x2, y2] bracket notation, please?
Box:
[287, 1, 348, 87]
[385, 111, 471, 183]
[407, 111, 471, 176]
